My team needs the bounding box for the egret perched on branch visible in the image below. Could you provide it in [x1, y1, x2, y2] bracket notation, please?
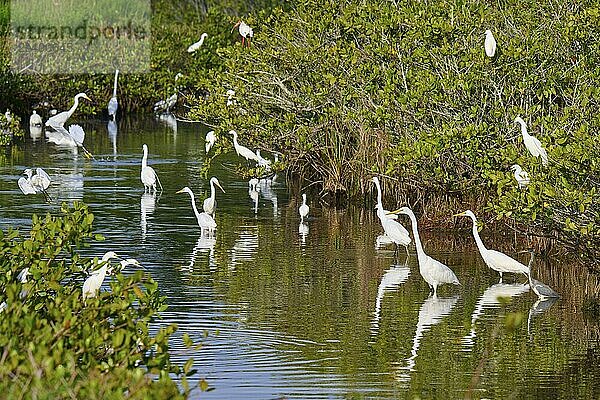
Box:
[45, 92, 91, 128]
[226, 89, 236, 106]
[389, 207, 460, 296]
[229, 130, 260, 162]
[521, 250, 560, 299]
[203, 177, 225, 216]
[107, 69, 119, 120]
[299, 193, 309, 222]
[454, 210, 529, 281]
[484, 30, 496, 58]
[29, 110, 42, 127]
[18, 167, 51, 201]
[82, 251, 119, 300]
[232, 20, 253, 47]
[187, 33, 208, 53]
[511, 164, 530, 188]
[141, 144, 163, 194]
[205, 130, 216, 153]
[177, 187, 217, 236]
[515, 117, 548, 166]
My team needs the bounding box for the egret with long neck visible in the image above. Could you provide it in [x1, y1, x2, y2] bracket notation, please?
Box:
[177, 186, 217, 236]
[46, 92, 91, 128]
[203, 177, 225, 216]
[108, 69, 119, 120]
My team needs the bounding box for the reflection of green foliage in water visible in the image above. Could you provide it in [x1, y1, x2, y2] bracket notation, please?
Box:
[0, 202, 197, 398]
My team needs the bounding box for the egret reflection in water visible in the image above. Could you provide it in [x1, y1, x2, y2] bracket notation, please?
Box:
[397, 295, 459, 379]
[298, 222, 309, 244]
[186, 235, 217, 272]
[462, 282, 530, 348]
[371, 264, 410, 333]
[528, 296, 559, 337]
[140, 192, 156, 239]
[230, 227, 259, 267]
[258, 178, 278, 216]
[29, 125, 43, 143]
[107, 119, 117, 155]
[157, 112, 178, 136]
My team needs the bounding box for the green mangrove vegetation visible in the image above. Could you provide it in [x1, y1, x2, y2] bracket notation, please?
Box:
[0, 203, 196, 398]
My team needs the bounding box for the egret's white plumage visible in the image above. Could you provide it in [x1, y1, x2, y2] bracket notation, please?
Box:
[226, 89, 236, 106]
[371, 176, 399, 220]
[108, 69, 119, 120]
[18, 168, 51, 200]
[45, 93, 91, 128]
[232, 21, 253, 46]
[187, 33, 208, 53]
[511, 164, 530, 188]
[515, 117, 548, 166]
[205, 130, 216, 153]
[484, 30, 496, 58]
[82, 251, 119, 300]
[455, 210, 529, 280]
[203, 177, 225, 216]
[256, 149, 272, 170]
[29, 110, 42, 127]
[153, 93, 178, 114]
[177, 186, 217, 236]
[299, 193, 309, 222]
[141, 144, 162, 193]
[391, 207, 460, 296]
[230, 130, 260, 162]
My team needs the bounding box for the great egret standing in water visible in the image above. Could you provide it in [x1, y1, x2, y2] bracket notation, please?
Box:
[232, 21, 253, 47]
[177, 187, 217, 236]
[29, 110, 42, 127]
[299, 193, 309, 222]
[515, 117, 548, 166]
[371, 177, 410, 255]
[389, 207, 460, 296]
[205, 130, 216, 153]
[203, 177, 225, 216]
[108, 69, 119, 120]
[187, 33, 208, 53]
[370, 176, 398, 220]
[484, 30, 496, 57]
[141, 144, 163, 194]
[454, 210, 529, 281]
[229, 130, 260, 162]
[45, 92, 91, 128]
[511, 164, 530, 188]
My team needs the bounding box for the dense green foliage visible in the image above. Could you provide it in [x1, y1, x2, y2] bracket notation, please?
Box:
[0, 110, 24, 145]
[0, 203, 193, 398]
[185, 0, 600, 266]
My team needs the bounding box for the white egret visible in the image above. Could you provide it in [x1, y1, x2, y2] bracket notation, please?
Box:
[232, 20, 253, 47]
[226, 89, 236, 106]
[45, 93, 91, 128]
[29, 110, 42, 127]
[49, 124, 94, 158]
[299, 193, 309, 222]
[522, 250, 560, 299]
[229, 130, 260, 162]
[370, 177, 398, 220]
[205, 130, 216, 153]
[515, 117, 548, 166]
[141, 144, 163, 193]
[454, 210, 529, 280]
[153, 93, 178, 114]
[256, 149, 272, 170]
[484, 29, 496, 58]
[176, 186, 217, 236]
[511, 164, 530, 188]
[390, 207, 460, 296]
[18, 168, 51, 200]
[82, 251, 119, 300]
[107, 69, 119, 120]
[203, 177, 226, 216]
[5, 109, 12, 123]
[187, 33, 208, 53]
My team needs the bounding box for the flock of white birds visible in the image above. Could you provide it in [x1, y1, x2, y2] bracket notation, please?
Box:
[12, 26, 558, 303]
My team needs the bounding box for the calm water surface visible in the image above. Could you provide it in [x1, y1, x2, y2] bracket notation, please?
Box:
[1, 117, 599, 399]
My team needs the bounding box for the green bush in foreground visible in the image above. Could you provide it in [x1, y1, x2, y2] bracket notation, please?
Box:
[0, 203, 193, 398]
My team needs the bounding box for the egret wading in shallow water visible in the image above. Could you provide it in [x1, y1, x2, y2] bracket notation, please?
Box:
[187, 33, 208, 53]
[515, 117, 548, 166]
[484, 29, 496, 57]
[511, 164, 530, 188]
[47, 124, 94, 158]
[45, 92, 91, 128]
[229, 130, 260, 163]
[372, 177, 410, 255]
[141, 144, 163, 194]
[29, 110, 42, 127]
[203, 177, 226, 216]
[454, 210, 529, 281]
[370, 177, 398, 220]
[177, 187, 217, 236]
[107, 69, 119, 120]
[18, 167, 51, 201]
[205, 130, 216, 153]
[389, 207, 460, 296]
[299, 193, 309, 222]
[232, 20, 253, 47]
[521, 250, 560, 299]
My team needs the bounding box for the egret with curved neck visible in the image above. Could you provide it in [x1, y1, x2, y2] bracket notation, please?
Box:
[177, 186, 217, 236]
[203, 177, 225, 216]
[514, 117, 548, 166]
[389, 207, 460, 296]
[229, 130, 259, 162]
[454, 210, 529, 281]
[46, 92, 91, 128]
[141, 144, 162, 193]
